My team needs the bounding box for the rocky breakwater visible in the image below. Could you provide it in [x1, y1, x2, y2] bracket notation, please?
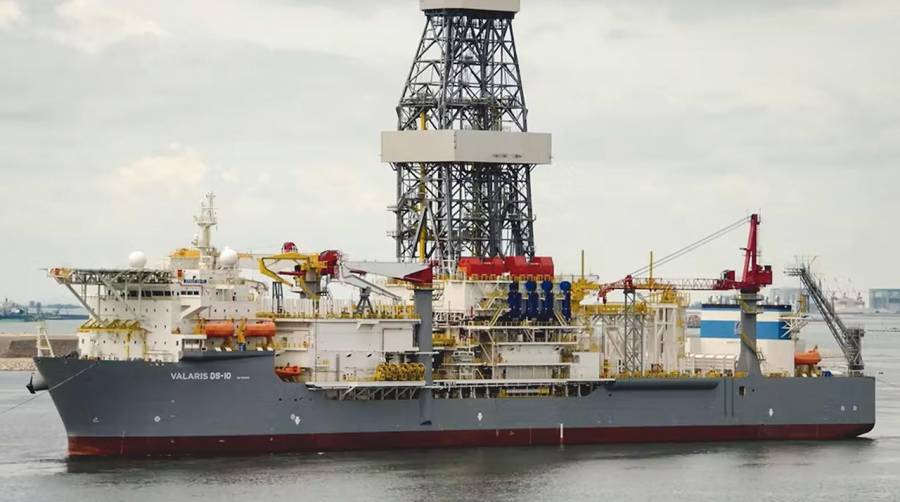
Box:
[0, 334, 78, 371]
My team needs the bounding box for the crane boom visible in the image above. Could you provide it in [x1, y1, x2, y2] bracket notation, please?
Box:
[588, 214, 772, 376]
[597, 214, 772, 300]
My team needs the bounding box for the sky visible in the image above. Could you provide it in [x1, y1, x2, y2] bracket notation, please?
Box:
[1, 0, 898, 303]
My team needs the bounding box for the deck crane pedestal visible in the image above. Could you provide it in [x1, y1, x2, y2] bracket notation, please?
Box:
[730, 214, 773, 378]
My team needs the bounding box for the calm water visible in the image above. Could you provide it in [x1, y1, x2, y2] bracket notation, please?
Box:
[1, 316, 898, 502]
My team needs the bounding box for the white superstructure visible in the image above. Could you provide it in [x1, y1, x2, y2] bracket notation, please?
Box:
[49, 194, 811, 386]
[49, 194, 422, 385]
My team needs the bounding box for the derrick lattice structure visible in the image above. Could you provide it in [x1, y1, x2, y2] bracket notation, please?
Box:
[397, 8, 527, 132]
[621, 287, 645, 373]
[385, 1, 548, 272]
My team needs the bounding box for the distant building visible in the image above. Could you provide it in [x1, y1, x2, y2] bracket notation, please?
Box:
[869, 289, 900, 313]
[768, 287, 803, 307]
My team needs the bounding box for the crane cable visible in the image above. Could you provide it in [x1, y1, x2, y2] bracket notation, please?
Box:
[0, 391, 45, 417]
[0, 361, 98, 417]
[628, 215, 750, 277]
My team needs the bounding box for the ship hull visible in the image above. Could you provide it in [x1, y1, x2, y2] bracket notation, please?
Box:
[35, 356, 876, 457]
[68, 423, 874, 457]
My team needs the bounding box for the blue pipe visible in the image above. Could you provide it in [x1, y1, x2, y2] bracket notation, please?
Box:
[560, 281, 572, 321]
[540, 280, 554, 321]
[525, 280, 539, 320]
[506, 281, 521, 320]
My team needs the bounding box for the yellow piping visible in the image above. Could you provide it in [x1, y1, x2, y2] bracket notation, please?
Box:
[418, 110, 427, 263]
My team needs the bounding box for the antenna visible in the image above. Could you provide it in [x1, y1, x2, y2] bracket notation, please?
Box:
[192, 192, 218, 254]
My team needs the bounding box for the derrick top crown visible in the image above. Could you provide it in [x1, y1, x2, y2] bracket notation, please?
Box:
[420, 0, 520, 15]
[399, 0, 529, 132]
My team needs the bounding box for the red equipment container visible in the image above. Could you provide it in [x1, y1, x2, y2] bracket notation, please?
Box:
[458, 257, 504, 278]
[459, 256, 554, 278]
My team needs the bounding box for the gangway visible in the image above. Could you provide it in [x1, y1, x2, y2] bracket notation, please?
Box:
[786, 262, 864, 374]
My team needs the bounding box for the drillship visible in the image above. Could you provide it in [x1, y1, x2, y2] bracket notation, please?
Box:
[28, 0, 874, 457]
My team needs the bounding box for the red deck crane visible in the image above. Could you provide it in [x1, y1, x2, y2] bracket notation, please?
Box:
[597, 214, 772, 375]
[597, 214, 773, 301]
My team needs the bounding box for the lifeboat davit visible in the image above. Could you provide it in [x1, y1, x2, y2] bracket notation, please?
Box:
[275, 365, 302, 378]
[794, 349, 822, 366]
[204, 321, 235, 338]
[245, 321, 276, 338]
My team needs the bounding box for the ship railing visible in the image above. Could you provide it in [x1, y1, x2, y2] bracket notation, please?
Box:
[78, 318, 145, 333]
[47, 268, 173, 286]
[257, 297, 417, 320]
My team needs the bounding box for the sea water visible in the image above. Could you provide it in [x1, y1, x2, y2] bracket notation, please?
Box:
[0, 316, 898, 502]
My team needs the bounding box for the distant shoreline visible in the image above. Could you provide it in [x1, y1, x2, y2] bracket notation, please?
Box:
[0, 333, 76, 369]
[0, 358, 35, 371]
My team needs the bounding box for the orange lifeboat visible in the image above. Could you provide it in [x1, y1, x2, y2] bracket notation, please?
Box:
[275, 365, 302, 378]
[245, 321, 276, 338]
[794, 349, 822, 366]
[204, 321, 235, 338]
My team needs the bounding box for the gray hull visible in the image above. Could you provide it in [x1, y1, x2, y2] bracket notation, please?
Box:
[34, 355, 875, 456]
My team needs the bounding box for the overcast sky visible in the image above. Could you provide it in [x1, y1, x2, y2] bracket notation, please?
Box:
[1, 0, 898, 303]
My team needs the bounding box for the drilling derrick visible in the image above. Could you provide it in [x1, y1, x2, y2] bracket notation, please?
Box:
[382, 0, 552, 273]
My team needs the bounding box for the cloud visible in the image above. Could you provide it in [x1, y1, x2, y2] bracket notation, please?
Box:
[0, 1, 22, 29]
[1, 0, 899, 301]
[51, 0, 166, 53]
[111, 147, 208, 194]
[124, 0, 413, 64]
[220, 168, 240, 184]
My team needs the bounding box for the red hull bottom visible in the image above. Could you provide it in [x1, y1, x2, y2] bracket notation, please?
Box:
[68, 423, 875, 457]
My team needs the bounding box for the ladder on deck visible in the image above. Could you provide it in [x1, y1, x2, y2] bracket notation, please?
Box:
[737, 299, 766, 363]
[35, 322, 55, 357]
[786, 263, 864, 374]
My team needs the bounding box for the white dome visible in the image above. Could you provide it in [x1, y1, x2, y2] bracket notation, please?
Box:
[128, 251, 147, 269]
[219, 247, 239, 268]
